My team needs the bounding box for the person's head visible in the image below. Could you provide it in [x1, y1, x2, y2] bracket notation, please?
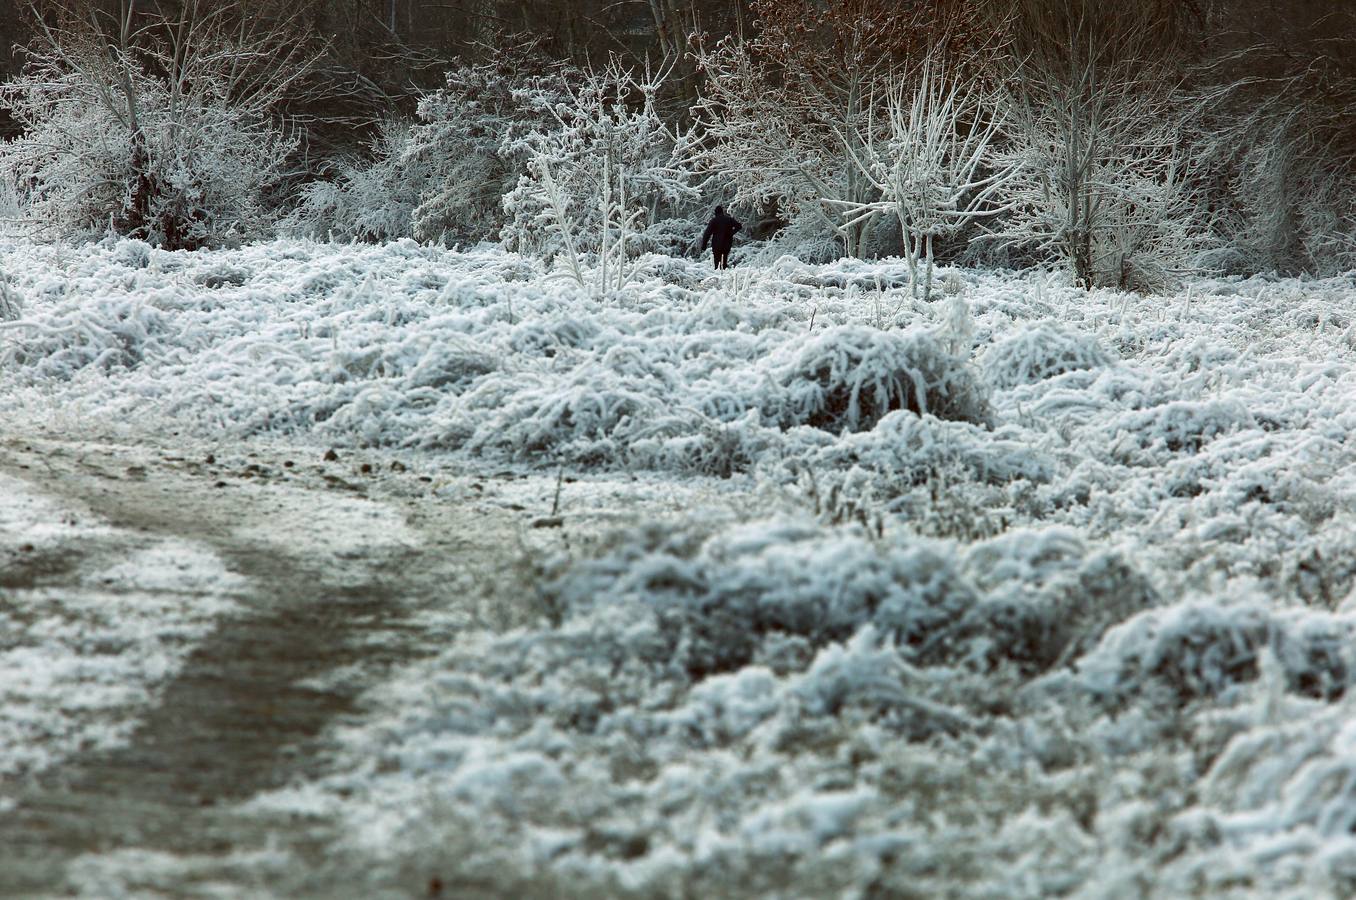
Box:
[715, 205, 725, 216]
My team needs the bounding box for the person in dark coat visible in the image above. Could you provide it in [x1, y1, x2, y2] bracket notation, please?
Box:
[700, 206, 742, 269]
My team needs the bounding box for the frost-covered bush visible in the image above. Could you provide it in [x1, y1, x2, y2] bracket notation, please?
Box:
[761, 325, 989, 432]
[1078, 600, 1356, 704]
[1196, 24, 1356, 278]
[502, 59, 698, 294]
[687, 6, 917, 259]
[287, 52, 569, 245]
[285, 119, 424, 243]
[831, 57, 1014, 300]
[0, 4, 310, 249]
[982, 322, 1112, 389]
[0, 265, 169, 375]
[982, 11, 1216, 291]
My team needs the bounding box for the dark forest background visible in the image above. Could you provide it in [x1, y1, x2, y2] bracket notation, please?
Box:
[1, 0, 1352, 280]
[3, 1, 1351, 141]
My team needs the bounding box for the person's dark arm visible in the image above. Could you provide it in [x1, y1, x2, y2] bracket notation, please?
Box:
[701, 221, 714, 251]
[733, 218, 743, 235]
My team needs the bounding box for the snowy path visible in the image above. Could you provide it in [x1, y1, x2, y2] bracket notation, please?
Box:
[0, 434, 586, 897]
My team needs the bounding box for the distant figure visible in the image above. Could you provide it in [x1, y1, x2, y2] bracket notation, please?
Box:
[701, 206, 742, 269]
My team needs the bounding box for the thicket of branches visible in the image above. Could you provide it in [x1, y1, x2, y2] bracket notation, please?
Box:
[1, 0, 1353, 283]
[2, 1, 318, 249]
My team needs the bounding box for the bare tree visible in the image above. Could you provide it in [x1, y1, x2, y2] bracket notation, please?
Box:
[2, 0, 321, 247]
[1190, 2, 1356, 275]
[504, 59, 698, 295]
[829, 55, 1016, 300]
[980, 0, 1208, 290]
[689, 0, 988, 258]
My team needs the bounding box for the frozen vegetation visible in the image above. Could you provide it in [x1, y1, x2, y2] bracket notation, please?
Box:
[2, 232, 1356, 895]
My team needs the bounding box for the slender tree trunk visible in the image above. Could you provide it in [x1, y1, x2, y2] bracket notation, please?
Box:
[600, 146, 611, 296]
[923, 232, 935, 303]
[906, 229, 921, 299]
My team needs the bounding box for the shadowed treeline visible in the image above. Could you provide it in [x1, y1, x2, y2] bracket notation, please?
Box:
[2, 0, 1352, 276]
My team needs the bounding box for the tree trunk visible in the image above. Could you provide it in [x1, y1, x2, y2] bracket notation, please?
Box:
[923, 232, 935, 303]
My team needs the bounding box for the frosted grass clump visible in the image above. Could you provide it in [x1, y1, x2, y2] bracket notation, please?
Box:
[948, 529, 1160, 673]
[761, 325, 989, 432]
[981, 321, 1113, 389]
[0, 293, 171, 375]
[1077, 599, 1356, 704]
[1110, 398, 1254, 459]
[781, 411, 1052, 489]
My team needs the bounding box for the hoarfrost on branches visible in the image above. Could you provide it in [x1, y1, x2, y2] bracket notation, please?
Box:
[502, 59, 698, 295]
[0, 1, 313, 250]
[830, 55, 1016, 301]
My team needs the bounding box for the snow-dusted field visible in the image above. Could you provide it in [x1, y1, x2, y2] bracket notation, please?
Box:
[4, 235, 1356, 896]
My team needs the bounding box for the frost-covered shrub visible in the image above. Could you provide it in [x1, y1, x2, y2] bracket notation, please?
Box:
[285, 119, 424, 243]
[831, 57, 1014, 300]
[502, 59, 698, 294]
[983, 12, 1216, 291]
[550, 519, 977, 679]
[547, 516, 1143, 685]
[627, 409, 779, 479]
[760, 325, 989, 432]
[637, 215, 706, 259]
[771, 416, 1051, 543]
[982, 322, 1112, 389]
[0, 5, 309, 249]
[1207, 115, 1356, 278]
[1077, 601, 1356, 704]
[786, 629, 968, 738]
[288, 54, 569, 245]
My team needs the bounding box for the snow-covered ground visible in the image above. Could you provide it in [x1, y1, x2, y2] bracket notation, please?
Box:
[4, 234, 1356, 896]
[0, 471, 244, 783]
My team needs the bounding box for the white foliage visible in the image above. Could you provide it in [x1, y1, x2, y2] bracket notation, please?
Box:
[983, 30, 1213, 291]
[286, 53, 570, 245]
[830, 57, 1016, 292]
[502, 59, 698, 295]
[982, 322, 1112, 389]
[0, 3, 308, 249]
[285, 119, 426, 243]
[5, 237, 1356, 894]
[689, 34, 888, 258]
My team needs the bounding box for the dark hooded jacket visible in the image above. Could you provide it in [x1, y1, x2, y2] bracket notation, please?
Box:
[701, 209, 742, 253]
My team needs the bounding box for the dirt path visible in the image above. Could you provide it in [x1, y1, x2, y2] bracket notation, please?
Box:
[0, 435, 579, 898]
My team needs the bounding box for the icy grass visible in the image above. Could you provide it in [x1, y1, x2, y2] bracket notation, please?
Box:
[5, 236, 1356, 894]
